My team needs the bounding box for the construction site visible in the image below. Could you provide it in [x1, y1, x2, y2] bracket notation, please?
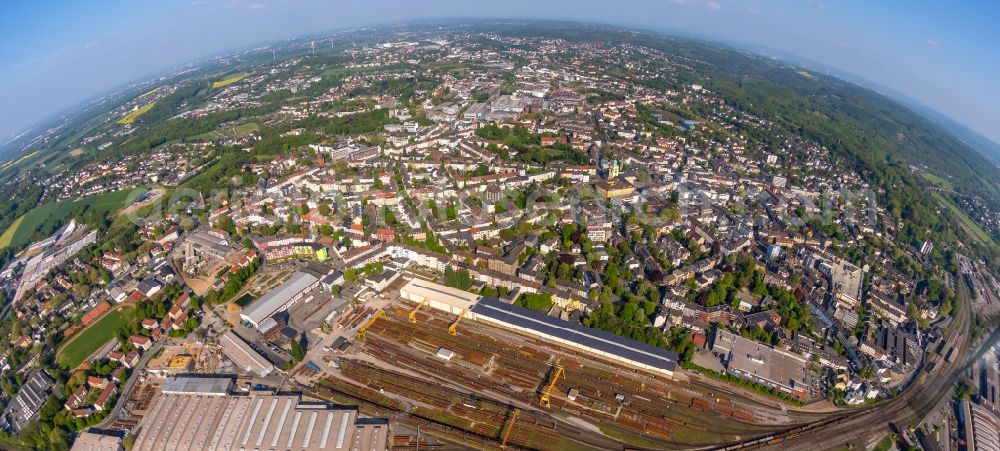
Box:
[301, 278, 806, 450]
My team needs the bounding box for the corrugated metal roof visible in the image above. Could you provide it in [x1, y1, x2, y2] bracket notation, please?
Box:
[220, 331, 274, 376]
[162, 376, 233, 395]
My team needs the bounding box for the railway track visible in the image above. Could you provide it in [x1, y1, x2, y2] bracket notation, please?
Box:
[360, 305, 798, 448]
[720, 281, 983, 450]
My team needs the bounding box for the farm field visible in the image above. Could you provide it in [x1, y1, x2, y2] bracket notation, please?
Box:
[137, 86, 160, 99]
[0, 188, 143, 250]
[118, 101, 157, 125]
[211, 72, 250, 88]
[0, 150, 40, 171]
[57, 306, 133, 368]
[0, 216, 25, 248]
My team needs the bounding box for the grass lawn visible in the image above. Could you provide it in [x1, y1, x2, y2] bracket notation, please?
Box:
[57, 306, 133, 368]
[0, 188, 143, 250]
[932, 191, 993, 244]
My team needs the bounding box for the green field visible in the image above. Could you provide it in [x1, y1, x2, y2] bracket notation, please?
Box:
[188, 131, 223, 141]
[320, 67, 365, 78]
[919, 171, 955, 190]
[0, 188, 143, 250]
[235, 122, 260, 134]
[0, 216, 25, 248]
[932, 191, 993, 244]
[57, 307, 133, 368]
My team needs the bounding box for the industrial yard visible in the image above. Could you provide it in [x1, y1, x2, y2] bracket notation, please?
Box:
[301, 278, 799, 449]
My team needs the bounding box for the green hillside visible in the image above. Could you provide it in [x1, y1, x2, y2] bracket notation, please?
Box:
[0, 188, 142, 250]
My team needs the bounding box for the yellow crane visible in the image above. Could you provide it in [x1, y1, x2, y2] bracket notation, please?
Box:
[356, 309, 384, 339]
[448, 308, 468, 336]
[500, 408, 520, 449]
[539, 360, 564, 408]
[408, 299, 429, 323]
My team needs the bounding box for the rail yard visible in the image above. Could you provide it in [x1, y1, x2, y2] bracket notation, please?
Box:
[302, 283, 807, 449]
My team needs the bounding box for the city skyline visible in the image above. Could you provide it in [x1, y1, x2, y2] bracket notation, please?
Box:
[1, 1, 999, 148]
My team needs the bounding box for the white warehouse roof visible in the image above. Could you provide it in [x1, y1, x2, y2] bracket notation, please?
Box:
[399, 279, 480, 312]
[241, 272, 318, 327]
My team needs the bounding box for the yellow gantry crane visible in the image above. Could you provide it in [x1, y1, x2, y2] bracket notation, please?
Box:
[448, 308, 468, 336]
[356, 309, 384, 339]
[539, 359, 564, 408]
[500, 408, 520, 449]
[408, 299, 429, 323]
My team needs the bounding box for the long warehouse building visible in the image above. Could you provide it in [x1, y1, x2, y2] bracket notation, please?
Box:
[241, 271, 319, 328]
[133, 377, 389, 451]
[220, 330, 275, 377]
[400, 279, 678, 377]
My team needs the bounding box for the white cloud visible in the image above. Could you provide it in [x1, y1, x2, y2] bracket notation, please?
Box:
[706, 1, 722, 11]
[925, 39, 942, 48]
[249, 3, 267, 11]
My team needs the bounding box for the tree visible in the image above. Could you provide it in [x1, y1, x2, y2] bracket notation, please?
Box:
[290, 336, 305, 362]
[515, 293, 553, 312]
[443, 266, 473, 290]
[859, 365, 876, 380]
[216, 216, 236, 235]
[955, 382, 974, 400]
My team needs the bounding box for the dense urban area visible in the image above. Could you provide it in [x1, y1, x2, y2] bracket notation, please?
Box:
[0, 21, 999, 451]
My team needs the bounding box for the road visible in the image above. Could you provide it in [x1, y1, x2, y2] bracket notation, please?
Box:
[724, 278, 983, 450]
[91, 339, 164, 430]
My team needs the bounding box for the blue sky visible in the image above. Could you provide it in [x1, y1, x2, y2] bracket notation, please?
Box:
[1, 0, 998, 145]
